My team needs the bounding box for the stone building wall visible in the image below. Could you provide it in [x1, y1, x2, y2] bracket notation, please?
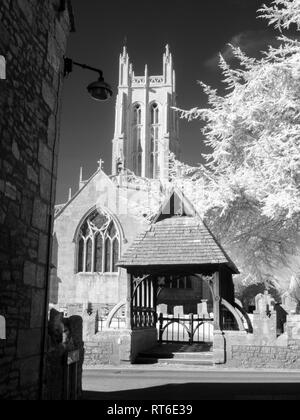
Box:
[0, 0, 73, 399]
[52, 171, 149, 313]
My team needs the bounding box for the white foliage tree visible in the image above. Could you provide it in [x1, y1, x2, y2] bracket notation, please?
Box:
[174, 0, 300, 292]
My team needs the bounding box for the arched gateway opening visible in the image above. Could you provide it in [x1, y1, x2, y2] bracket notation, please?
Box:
[118, 190, 247, 364]
[157, 274, 214, 345]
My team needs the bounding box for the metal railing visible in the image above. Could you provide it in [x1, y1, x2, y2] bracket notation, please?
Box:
[158, 313, 214, 344]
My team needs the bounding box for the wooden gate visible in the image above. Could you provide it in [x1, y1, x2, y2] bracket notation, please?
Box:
[158, 313, 214, 344]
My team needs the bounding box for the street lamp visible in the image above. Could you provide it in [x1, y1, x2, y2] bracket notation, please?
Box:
[64, 57, 113, 101]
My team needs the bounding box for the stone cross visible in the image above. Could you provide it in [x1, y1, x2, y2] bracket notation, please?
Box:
[98, 159, 104, 171]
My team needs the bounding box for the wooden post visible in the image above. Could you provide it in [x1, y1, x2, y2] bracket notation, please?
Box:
[126, 273, 133, 330]
[213, 271, 221, 330]
[159, 313, 163, 343]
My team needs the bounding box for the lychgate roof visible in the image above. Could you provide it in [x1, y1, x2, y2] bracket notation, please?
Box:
[118, 189, 239, 274]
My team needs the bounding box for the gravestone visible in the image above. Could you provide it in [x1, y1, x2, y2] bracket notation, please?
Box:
[197, 300, 208, 317]
[253, 291, 277, 345]
[254, 291, 275, 316]
[157, 304, 168, 315]
[281, 292, 298, 314]
[173, 306, 184, 316]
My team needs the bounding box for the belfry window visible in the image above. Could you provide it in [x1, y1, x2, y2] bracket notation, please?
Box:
[77, 209, 120, 274]
[150, 103, 160, 178]
[151, 103, 159, 125]
[132, 104, 143, 176]
[133, 104, 142, 125]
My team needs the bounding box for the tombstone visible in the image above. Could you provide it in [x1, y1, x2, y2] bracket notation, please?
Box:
[0, 315, 6, 340]
[281, 291, 298, 315]
[197, 300, 208, 317]
[173, 306, 184, 317]
[157, 304, 168, 315]
[254, 291, 275, 316]
[253, 292, 277, 345]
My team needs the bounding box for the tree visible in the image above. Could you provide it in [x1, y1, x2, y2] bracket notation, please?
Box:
[173, 0, 300, 292]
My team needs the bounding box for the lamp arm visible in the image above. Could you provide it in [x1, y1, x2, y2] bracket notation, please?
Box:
[72, 60, 103, 78]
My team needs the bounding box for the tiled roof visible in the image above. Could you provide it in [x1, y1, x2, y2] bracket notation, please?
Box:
[118, 216, 239, 273]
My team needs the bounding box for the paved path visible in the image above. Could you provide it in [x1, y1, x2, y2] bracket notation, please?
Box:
[83, 367, 300, 400]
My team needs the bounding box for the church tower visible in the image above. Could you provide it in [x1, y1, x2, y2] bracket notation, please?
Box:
[112, 45, 180, 181]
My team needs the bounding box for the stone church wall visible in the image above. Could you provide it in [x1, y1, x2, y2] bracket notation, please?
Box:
[0, 0, 73, 399]
[52, 173, 149, 315]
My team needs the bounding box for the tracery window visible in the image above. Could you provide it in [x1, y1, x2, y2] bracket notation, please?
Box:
[150, 103, 160, 178]
[77, 209, 120, 274]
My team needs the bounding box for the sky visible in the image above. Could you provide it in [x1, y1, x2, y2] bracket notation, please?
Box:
[57, 0, 275, 204]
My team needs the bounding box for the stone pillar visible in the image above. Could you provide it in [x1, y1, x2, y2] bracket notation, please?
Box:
[287, 315, 300, 342]
[213, 330, 226, 364]
[82, 312, 97, 341]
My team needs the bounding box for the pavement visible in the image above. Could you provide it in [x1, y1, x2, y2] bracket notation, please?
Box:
[82, 365, 300, 400]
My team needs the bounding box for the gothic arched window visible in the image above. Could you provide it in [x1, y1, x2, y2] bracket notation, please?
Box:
[151, 103, 159, 125]
[150, 103, 160, 178]
[133, 104, 142, 125]
[132, 104, 143, 176]
[77, 209, 120, 274]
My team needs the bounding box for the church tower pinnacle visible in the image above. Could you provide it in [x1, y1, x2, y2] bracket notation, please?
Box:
[112, 45, 180, 181]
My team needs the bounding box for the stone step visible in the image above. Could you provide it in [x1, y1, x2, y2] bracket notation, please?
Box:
[139, 351, 213, 361]
[135, 356, 214, 366]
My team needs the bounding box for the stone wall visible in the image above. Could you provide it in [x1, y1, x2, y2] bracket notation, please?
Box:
[229, 343, 300, 369]
[215, 293, 300, 370]
[83, 314, 157, 366]
[0, 0, 73, 399]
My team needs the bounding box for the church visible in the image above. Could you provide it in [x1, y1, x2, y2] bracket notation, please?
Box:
[51, 46, 244, 364]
